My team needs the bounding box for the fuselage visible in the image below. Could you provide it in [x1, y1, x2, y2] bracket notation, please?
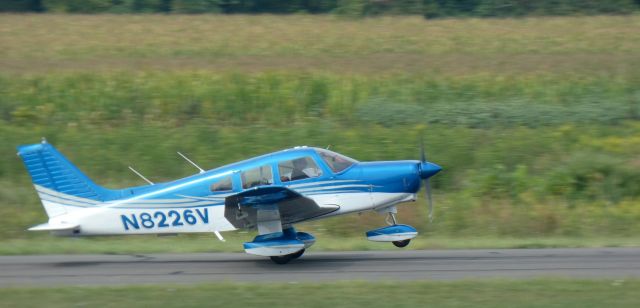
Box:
[40, 146, 429, 236]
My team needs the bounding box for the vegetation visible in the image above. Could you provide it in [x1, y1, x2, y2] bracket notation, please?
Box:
[2, 236, 640, 255]
[0, 14, 639, 252]
[1, 0, 639, 17]
[1, 279, 639, 307]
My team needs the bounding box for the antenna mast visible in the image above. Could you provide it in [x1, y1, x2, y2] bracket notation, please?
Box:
[177, 152, 205, 174]
[128, 166, 154, 185]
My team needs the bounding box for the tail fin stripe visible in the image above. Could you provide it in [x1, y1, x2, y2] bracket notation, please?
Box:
[36, 185, 101, 205]
[37, 191, 98, 207]
[41, 196, 94, 208]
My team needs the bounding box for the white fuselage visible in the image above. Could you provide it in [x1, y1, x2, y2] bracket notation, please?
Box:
[41, 185, 414, 236]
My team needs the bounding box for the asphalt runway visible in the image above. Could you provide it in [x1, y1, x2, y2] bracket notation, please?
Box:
[1, 248, 639, 286]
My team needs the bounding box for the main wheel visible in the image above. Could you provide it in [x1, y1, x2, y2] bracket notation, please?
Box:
[270, 255, 293, 264]
[290, 249, 305, 259]
[392, 239, 411, 248]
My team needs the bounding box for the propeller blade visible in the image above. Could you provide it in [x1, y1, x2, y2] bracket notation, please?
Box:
[425, 179, 433, 223]
[420, 138, 426, 163]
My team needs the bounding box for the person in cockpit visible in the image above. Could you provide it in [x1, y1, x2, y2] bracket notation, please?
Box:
[290, 158, 320, 181]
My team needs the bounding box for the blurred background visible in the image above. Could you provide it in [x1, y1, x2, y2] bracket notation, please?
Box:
[1, 1, 639, 253]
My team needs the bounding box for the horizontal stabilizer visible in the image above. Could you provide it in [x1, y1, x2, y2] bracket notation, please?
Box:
[28, 222, 79, 231]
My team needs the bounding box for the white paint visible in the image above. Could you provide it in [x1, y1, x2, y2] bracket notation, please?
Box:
[31, 185, 415, 238]
[367, 232, 418, 242]
[245, 244, 305, 257]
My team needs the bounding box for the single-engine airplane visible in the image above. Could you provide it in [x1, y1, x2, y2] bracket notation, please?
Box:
[17, 140, 441, 264]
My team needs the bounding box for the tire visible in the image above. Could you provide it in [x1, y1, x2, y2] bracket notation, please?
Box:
[290, 249, 305, 259]
[270, 255, 292, 264]
[392, 239, 411, 248]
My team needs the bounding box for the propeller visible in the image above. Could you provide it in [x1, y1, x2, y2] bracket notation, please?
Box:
[419, 139, 441, 223]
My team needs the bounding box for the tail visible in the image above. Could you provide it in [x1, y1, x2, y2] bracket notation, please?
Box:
[17, 140, 117, 219]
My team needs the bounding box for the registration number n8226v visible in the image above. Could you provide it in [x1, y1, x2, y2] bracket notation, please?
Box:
[121, 209, 209, 230]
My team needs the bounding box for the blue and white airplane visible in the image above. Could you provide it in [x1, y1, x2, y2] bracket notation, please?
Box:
[17, 140, 441, 264]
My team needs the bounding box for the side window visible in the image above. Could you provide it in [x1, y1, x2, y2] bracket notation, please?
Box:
[241, 165, 273, 189]
[278, 156, 322, 182]
[210, 176, 232, 192]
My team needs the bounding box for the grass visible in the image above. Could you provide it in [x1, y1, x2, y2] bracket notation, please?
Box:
[0, 14, 639, 74]
[1, 279, 639, 307]
[1, 235, 640, 255]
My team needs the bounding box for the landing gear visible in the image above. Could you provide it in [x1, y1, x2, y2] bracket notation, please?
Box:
[385, 212, 398, 226]
[388, 213, 411, 247]
[290, 248, 305, 259]
[269, 249, 305, 264]
[392, 239, 411, 248]
[366, 207, 418, 246]
[270, 255, 293, 264]
[245, 226, 316, 264]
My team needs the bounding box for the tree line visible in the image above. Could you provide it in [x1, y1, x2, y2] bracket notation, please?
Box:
[1, 0, 638, 17]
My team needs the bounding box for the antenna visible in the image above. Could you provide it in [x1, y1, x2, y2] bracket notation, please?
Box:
[326, 145, 331, 150]
[177, 152, 205, 174]
[213, 230, 225, 242]
[128, 166, 154, 185]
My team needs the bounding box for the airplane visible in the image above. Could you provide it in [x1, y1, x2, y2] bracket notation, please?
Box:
[17, 139, 441, 264]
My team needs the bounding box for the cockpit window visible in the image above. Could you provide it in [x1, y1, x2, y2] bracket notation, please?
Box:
[315, 149, 357, 173]
[278, 156, 322, 182]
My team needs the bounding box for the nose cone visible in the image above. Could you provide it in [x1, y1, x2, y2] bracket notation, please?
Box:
[419, 161, 442, 179]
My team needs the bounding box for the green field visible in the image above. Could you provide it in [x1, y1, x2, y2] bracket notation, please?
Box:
[0, 14, 639, 253]
[1, 279, 639, 308]
[1, 15, 639, 74]
[2, 235, 640, 256]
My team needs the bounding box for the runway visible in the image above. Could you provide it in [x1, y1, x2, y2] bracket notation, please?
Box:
[1, 248, 639, 286]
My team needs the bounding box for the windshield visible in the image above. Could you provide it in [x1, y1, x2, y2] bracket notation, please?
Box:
[315, 149, 358, 173]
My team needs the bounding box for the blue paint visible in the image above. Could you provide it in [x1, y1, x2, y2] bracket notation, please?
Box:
[245, 227, 316, 250]
[139, 212, 154, 228]
[17, 142, 442, 213]
[366, 224, 418, 237]
[155, 212, 169, 228]
[195, 208, 209, 223]
[119, 209, 210, 231]
[168, 210, 183, 226]
[121, 214, 139, 230]
[183, 209, 197, 225]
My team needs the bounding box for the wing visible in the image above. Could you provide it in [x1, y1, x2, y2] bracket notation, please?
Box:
[224, 186, 338, 230]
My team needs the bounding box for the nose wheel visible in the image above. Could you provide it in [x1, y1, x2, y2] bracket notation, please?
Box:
[381, 211, 414, 248]
[389, 212, 411, 248]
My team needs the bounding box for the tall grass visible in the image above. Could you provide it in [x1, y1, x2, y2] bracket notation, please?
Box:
[2, 72, 638, 127]
[1, 15, 639, 74]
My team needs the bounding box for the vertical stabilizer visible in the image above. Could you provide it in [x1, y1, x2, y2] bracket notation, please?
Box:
[17, 141, 117, 218]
